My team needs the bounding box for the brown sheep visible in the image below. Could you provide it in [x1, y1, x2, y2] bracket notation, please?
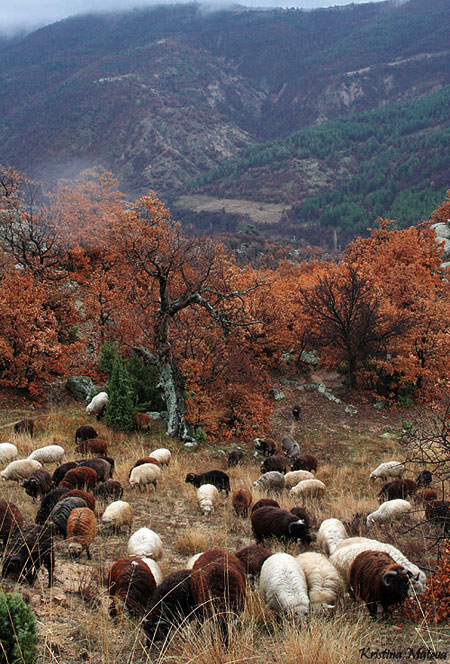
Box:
[414, 489, 438, 505]
[14, 418, 35, 436]
[255, 438, 277, 457]
[58, 466, 98, 491]
[128, 457, 159, 477]
[261, 455, 291, 474]
[134, 412, 152, 433]
[75, 425, 98, 443]
[76, 437, 108, 456]
[425, 500, 450, 533]
[416, 470, 432, 487]
[77, 458, 112, 482]
[235, 545, 272, 579]
[251, 498, 280, 514]
[349, 550, 412, 618]
[377, 478, 417, 503]
[291, 454, 318, 473]
[67, 507, 97, 559]
[251, 506, 312, 545]
[1, 523, 54, 587]
[0, 501, 24, 545]
[64, 490, 96, 512]
[232, 487, 252, 517]
[106, 556, 157, 617]
[144, 569, 196, 643]
[52, 462, 79, 486]
[22, 469, 53, 500]
[93, 480, 124, 502]
[227, 450, 244, 468]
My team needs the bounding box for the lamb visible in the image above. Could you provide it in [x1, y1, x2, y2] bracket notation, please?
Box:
[149, 448, 171, 466]
[259, 552, 309, 618]
[282, 434, 300, 459]
[58, 466, 98, 490]
[106, 556, 156, 617]
[75, 425, 98, 443]
[185, 470, 230, 495]
[76, 437, 108, 456]
[425, 500, 450, 532]
[261, 455, 291, 474]
[52, 461, 79, 486]
[129, 463, 161, 491]
[1, 458, 42, 482]
[251, 506, 312, 545]
[77, 458, 112, 482]
[94, 480, 124, 502]
[254, 438, 277, 457]
[64, 490, 96, 512]
[134, 412, 152, 433]
[416, 470, 432, 487]
[366, 499, 412, 527]
[370, 461, 405, 482]
[235, 545, 272, 579]
[101, 501, 134, 533]
[49, 496, 88, 536]
[413, 489, 438, 505]
[296, 551, 345, 611]
[0, 442, 18, 465]
[284, 470, 315, 489]
[197, 484, 219, 516]
[2, 523, 54, 587]
[291, 454, 318, 474]
[86, 391, 108, 417]
[22, 468, 53, 500]
[0, 501, 24, 545]
[290, 478, 326, 500]
[252, 471, 285, 494]
[349, 550, 412, 618]
[377, 479, 417, 503]
[227, 449, 244, 467]
[67, 507, 97, 559]
[144, 569, 196, 643]
[127, 527, 163, 560]
[28, 445, 64, 465]
[141, 557, 163, 585]
[316, 518, 348, 555]
[35, 488, 70, 524]
[14, 419, 35, 436]
[251, 498, 280, 513]
[232, 487, 252, 517]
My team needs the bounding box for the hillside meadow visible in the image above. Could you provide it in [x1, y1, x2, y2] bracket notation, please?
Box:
[1, 382, 449, 664]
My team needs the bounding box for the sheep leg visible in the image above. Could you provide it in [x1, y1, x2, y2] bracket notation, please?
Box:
[86, 547, 92, 561]
[366, 602, 378, 619]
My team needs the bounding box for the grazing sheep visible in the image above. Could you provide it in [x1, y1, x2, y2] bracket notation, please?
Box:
[58, 466, 98, 490]
[366, 499, 412, 527]
[129, 463, 161, 491]
[292, 405, 301, 420]
[1, 458, 42, 482]
[185, 470, 231, 495]
[49, 496, 88, 536]
[296, 551, 345, 611]
[86, 391, 108, 417]
[254, 438, 277, 457]
[75, 425, 98, 443]
[101, 501, 134, 533]
[149, 448, 171, 466]
[35, 488, 70, 525]
[261, 455, 291, 474]
[349, 550, 412, 618]
[289, 506, 312, 531]
[52, 461, 79, 486]
[186, 552, 204, 570]
[235, 545, 272, 580]
[291, 454, 318, 474]
[282, 434, 300, 459]
[0, 443, 18, 465]
[144, 570, 196, 643]
[290, 479, 326, 500]
[127, 527, 163, 560]
[14, 419, 35, 436]
[259, 552, 309, 618]
[414, 489, 438, 505]
[251, 498, 280, 514]
[377, 479, 417, 503]
[252, 471, 285, 494]
[134, 412, 152, 433]
[197, 484, 219, 516]
[284, 470, 315, 489]
[94, 480, 124, 502]
[2, 523, 54, 587]
[232, 487, 252, 518]
[251, 506, 312, 545]
[67, 507, 97, 559]
[227, 449, 244, 467]
[0, 501, 24, 545]
[316, 519, 348, 555]
[28, 445, 64, 465]
[22, 468, 53, 500]
[128, 457, 160, 478]
[141, 557, 163, 585]
[370, 461, 405, 482]
[107, 556, 156, 617]
[76, 437, 108, 457]
[77, 458, 112, 482]
[64, 490, 96, 512]
[416, 470, 432, 487]
[425, 500, 450, 533]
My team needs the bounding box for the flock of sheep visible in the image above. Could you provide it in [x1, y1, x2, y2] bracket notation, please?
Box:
[0, 401, 445, 652]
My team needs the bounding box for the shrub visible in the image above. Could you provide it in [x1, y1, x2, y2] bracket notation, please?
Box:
[105, 354, 135, 432]
[0, 591, 38, 664]
[126, 352, 164, 412]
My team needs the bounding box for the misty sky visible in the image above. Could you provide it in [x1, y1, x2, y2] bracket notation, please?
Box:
[1, 0, 384, 34]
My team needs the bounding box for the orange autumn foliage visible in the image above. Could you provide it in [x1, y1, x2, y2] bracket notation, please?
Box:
[403, 544, 450, 624]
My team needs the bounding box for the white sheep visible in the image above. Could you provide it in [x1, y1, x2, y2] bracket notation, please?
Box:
[86, 391, 108, 416]
[141, 557, 163, 585]
[366, 499, 412, 527]
[316, 518, 348, 555]
[1, 458, 42, 481]
[186, 552, 204, 570]
[284, 470, 315, 489]
[101, 500, 134, 533]
[127, 527, 163, 561]
[259, 552, 309, 618]
[290, 478, 326, 500]
[129, 463, 161, 491]
[196, 484, 219, 516]
[252, 471, 285, 493]
[149, 448, 171, 466]
[0, 443, 18, 465]
[295, 551, 345, 611]
[28, 445, 65, 464]
[329, 537, 426, 595]
[369, 461, 405, 482]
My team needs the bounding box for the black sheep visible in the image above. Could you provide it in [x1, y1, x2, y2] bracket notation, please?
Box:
[2, 523, 54, 587]
[52, 462, 79, 487]
[261, 455, 290, 474]
[49, 496, 88, 536]
[227, 450, 244, 468]
[77, 458, 112, 482]
[251, 506, 312, 545]
[75, 425, 98, 443]
[251, 498, 280, 514]
[235, 545, 272, 579]
[144, 569, 196, 643]
[416, 470, 432, 488]
[93, 480, 124, 502]
[185, 470, 231, 495]
[22, 468, 53, 500]
[35, 488, 70, 524]
[292, 405, 301, 420]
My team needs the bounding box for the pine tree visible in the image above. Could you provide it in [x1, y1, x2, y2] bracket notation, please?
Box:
[105, 354, 135, 431]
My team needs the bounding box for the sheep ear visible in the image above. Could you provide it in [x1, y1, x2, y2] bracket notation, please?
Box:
[382, 570, 398, 586]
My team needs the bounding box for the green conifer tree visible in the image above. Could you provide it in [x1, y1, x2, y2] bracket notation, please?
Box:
[105, 354, 135, 431]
